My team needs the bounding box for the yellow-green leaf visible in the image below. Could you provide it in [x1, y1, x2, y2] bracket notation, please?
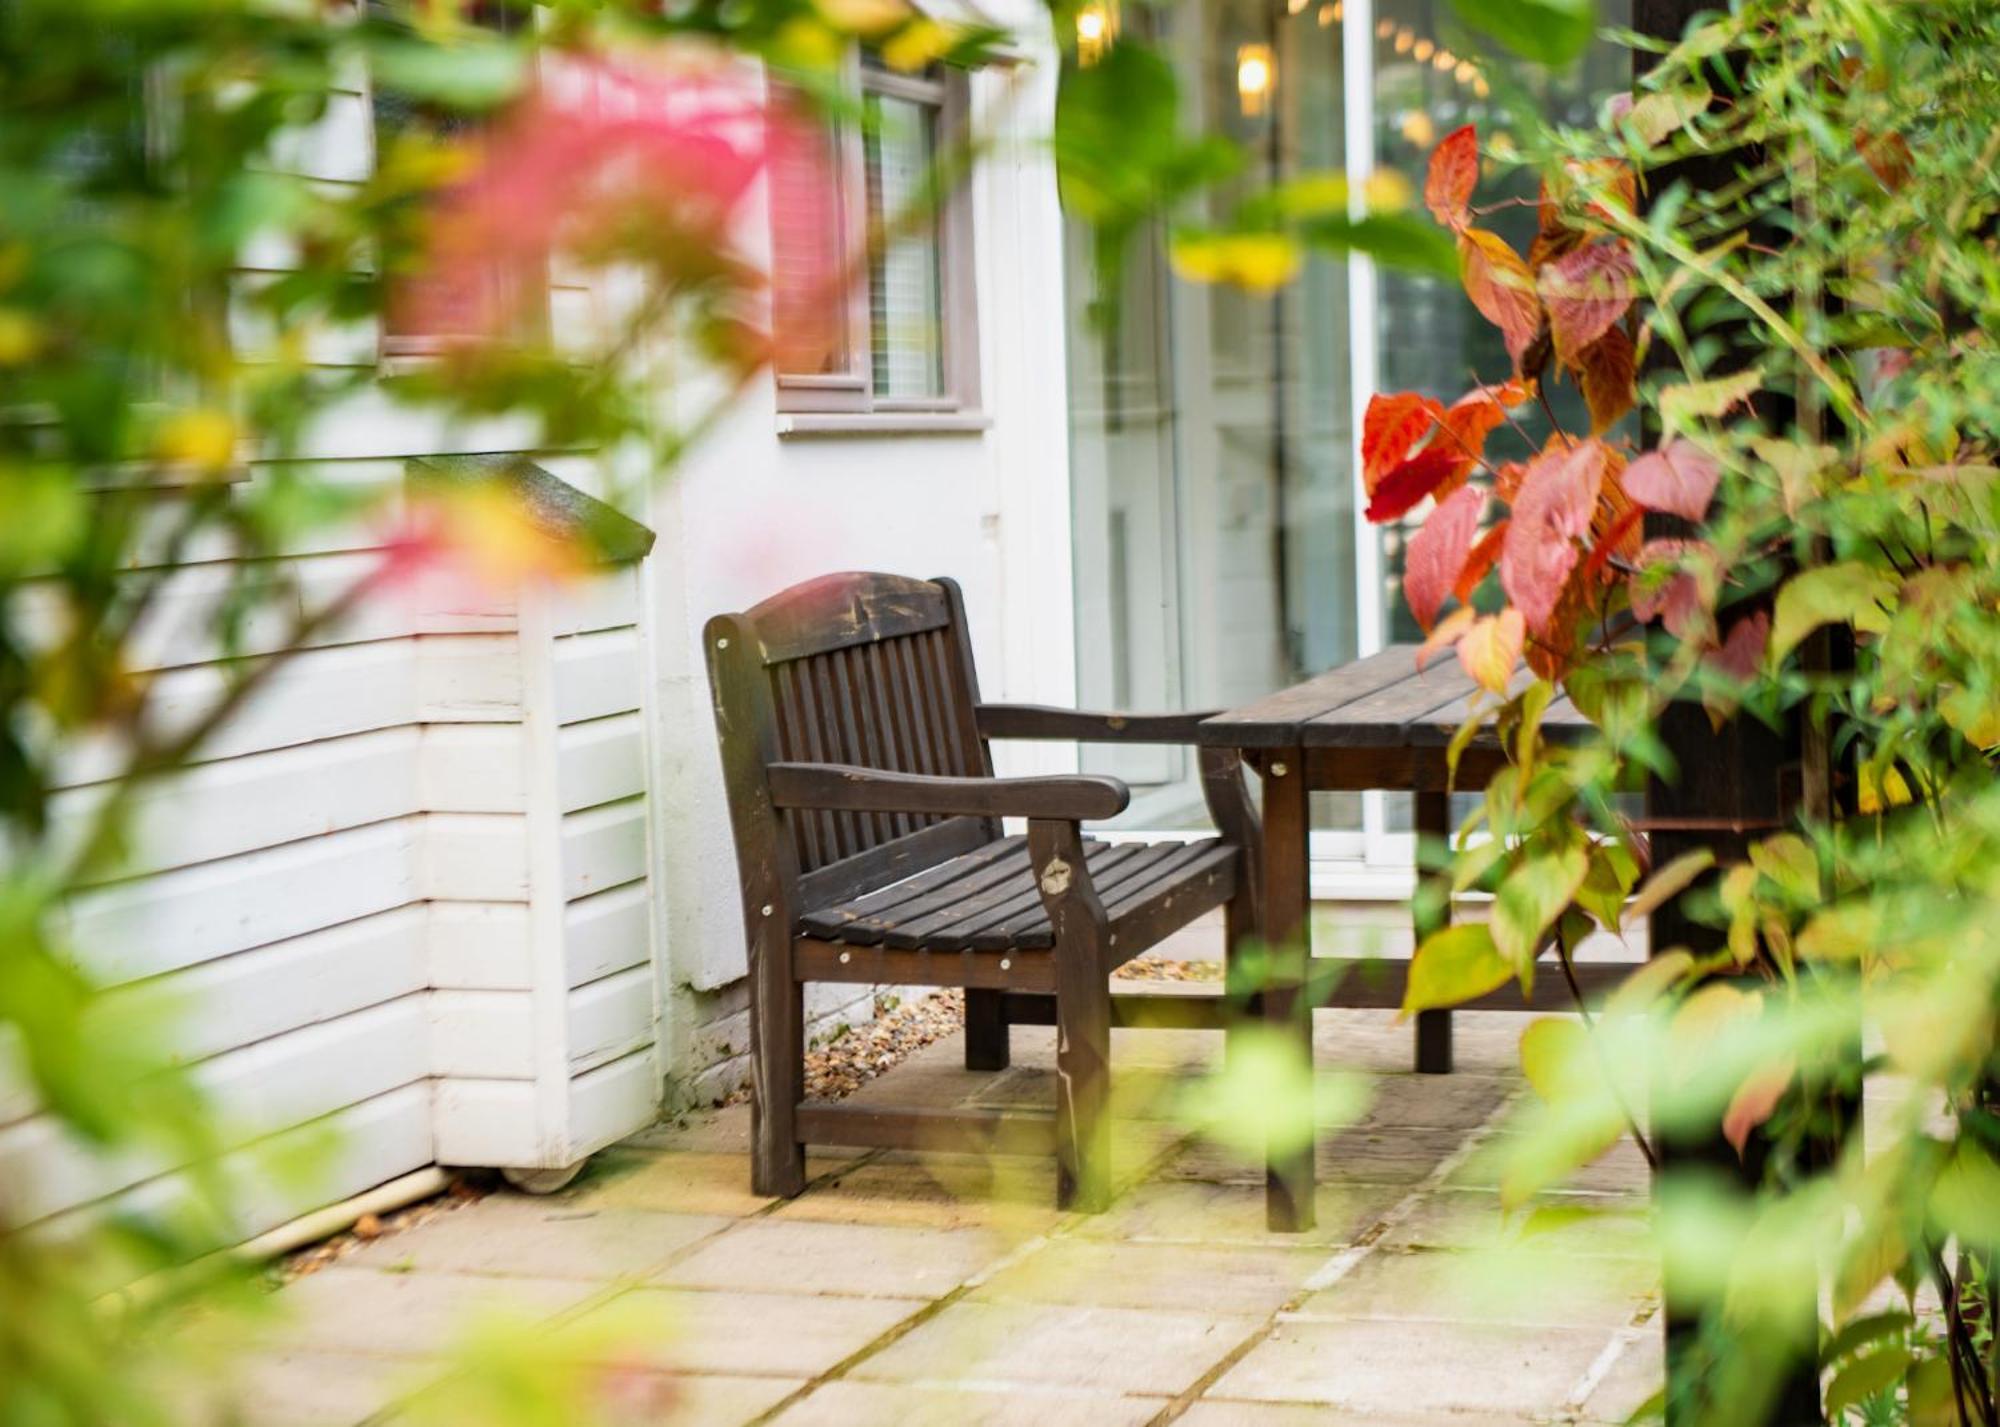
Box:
[1520, 1016, 1594, 1104]
[1403, 923, 1513, 1017]
[1659, 367, 1761, 428]
[1824, 1348, 1913, 1419]
[1930, 1142, 2000, 1249]
[1749, 833, 1818, 901]
[1769, 562, 1898, 665]
[1494, 845, 1590, 970]
[1627, 849, 1714, 922]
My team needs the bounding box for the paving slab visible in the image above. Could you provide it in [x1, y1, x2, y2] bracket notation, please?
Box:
[1210, 1317, 1612, 1415]
[1294, 1245, 1657, 1329]
[342, 1196, 731, 1281]
[657, 1218, 1011, 1300]
[1450, 1130, 1653, 1199]
[180, 1350, 418, 1427]
[1179, 1404, 1541, 1427]
[262, 1266, 597, 1359]
[569, 1150, 785, 1218]
[770, 1153, 1064, 1234]
[851, 1299, 1256, 1396]
[972, 1238, 1330, 1317]
[771, 1380, 1166, 1426]
[1073, 1176, 1405, 1247]
[1377, 1188, 1655, 1258]
[1580, 1330, 1665, 1423]
[563, 1286, 925, 1379]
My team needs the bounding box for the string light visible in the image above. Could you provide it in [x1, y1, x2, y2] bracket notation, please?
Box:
[1074, 0, 1117, 65]
[1375, 18, 1394, 38]
[1432, 49, 1454, 70]
[1236, 43, 1275, 116]
[1317, 1, 1339, 27]
[1412, 38, 1434, 60]
[1393, 27, 1414, 53]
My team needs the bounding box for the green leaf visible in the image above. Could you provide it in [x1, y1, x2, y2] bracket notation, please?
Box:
[1749, 834, 1818, 902]
[1820, 1310, 1912, 1368]
[1824, 1348, 1913, 1419]
[1520, 1016, 1594, 1103]
[1770, 562, 1898, 664]
[1404, 923, 1513, 1016]
[1447, 0, 1597, 67]
[1493, 846, 1589, 970]
[1930, 1142, 2000, 1248]
[1659, 368, 1762, 428]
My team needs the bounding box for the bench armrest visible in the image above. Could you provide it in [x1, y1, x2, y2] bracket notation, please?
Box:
[974, 703, 1221, 746]
[767, 762, 1130, 821]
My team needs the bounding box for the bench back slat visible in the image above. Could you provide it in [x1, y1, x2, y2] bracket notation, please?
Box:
[708, 572, 1000, 914]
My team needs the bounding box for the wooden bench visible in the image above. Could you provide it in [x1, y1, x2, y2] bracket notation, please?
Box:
[705, 571, 1260, 1211]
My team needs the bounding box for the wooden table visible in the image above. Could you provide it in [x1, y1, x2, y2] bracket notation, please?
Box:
[1198, 645, 1595, 1232]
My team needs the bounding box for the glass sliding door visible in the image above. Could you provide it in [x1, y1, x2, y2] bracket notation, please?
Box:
[1064, 0, 1629, 868]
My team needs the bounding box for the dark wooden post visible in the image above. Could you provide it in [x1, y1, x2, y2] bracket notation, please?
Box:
[1260, 749, 1316, 1232]
[1029, 817, 1113, 1212]
[1413, 787, 1453, 1075]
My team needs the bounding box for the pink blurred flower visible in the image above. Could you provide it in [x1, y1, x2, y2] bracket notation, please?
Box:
[398, 49, 799, 361]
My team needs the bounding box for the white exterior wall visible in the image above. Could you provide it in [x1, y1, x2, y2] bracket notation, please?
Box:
[642, 18, 1081, 1099]
[5, 12, 1086, 1236]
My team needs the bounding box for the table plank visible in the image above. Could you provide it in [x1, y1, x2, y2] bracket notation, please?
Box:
[1301, 657, 1482, 747]
[1198, 647, 1424, 748]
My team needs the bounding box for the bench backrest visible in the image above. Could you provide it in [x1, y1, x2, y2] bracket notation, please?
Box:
[705, 572, 1000, 915]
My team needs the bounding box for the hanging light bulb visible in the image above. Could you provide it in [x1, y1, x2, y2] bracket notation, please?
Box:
[1236, 43, 1275, 117]
[1074, 0, 1118, 66]
[1412, 38, 1434, 60]
[1393, 27, 1415, 53]
[1432, 48, 1455, 71]
[1287, 0, 1309, 15]
[1455, 60, 1479, 83]
[1317, 1, 1337, 26]
[1375, 18, 1394, 38]
[1472, 74, 1491, 97]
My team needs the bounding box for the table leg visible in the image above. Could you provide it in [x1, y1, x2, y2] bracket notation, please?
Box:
[1262, 748, 1315, 1232]
[1414, 787, 1453, 1075]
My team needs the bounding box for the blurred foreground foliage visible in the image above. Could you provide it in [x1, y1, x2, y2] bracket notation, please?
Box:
[1330, 0, 2000, 1420]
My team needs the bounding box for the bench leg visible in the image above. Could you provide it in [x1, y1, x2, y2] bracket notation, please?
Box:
[751, 939, 807, 1198]
[1414, 788, 1454, 1076]
[963, 988, 1011, 1072]
[1029, 818, 1113, 1213]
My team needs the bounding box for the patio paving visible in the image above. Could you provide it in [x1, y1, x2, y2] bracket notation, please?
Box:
[196, 916, 1669, 1426]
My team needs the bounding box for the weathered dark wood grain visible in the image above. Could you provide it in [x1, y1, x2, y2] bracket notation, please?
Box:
[976, 703, 1219, 745]
[768, 761, 1130, 822]
[1030, 816, 1114, 1211]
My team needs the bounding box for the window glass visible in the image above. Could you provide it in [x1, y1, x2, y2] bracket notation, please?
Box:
[863, 89, 946, 399]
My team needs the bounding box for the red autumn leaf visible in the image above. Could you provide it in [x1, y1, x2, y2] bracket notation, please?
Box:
[1365, 445, 1461, 523]
[1499, 438, 1607, 636]
[1525, 564, 1597, 681]
[1576, 325, 1636, 433]
[1459, 608, 1525, 694]
[1539, 241, 1636, 366]
[1629, 538, 1705, 637]
[1581, 504, 1646, 585]
[1403, 485, 1485, 631]
[1723, 1054, 1795, 1156]
[1623, 439, 1720, 521]
[1455, 518, 1509, 602]
[1426, 124, 1479, 228]
[1458, 228, 1543, 371]
[1856, 127, 1913, 190]
[1363, 391, 1447, 492]
[1706, 610, 1770, 684]
[1416, 605, 1476, 671]
[1432, 379, 1535, 495]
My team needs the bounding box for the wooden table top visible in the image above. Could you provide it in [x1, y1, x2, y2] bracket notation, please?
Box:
[1198, 644, 1593, 751]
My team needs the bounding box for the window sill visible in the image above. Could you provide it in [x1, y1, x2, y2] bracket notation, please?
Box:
[776, 410, 992, 439]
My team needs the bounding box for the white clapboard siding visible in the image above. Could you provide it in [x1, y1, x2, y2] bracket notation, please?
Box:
[127, 904, 428, 1066]
[418, 633, 526, 722]
[51, 1083, 433, 1254]
[549, 565, 639, 638]
[557, 713, 646, 815]
[563, 880, 650, 989]
[420, 722, 529, 813]
[431, 1079, 542, 1167]
[422, 812, 531, 902]
[552, 627, 643, 725]
[229, 274, 381, 369]
[567, 966, 653, 1074]
[428, 990, 536, 1081]
[51, 727, 421, 883]
[292, 385, 549, 463]
[53, 639, 414, 789]
[0, 998, 426, 1226]
[560, 798, 647, 901]
[428, 901, 533, 991]
[65, 818, 421, 987]
[566, 1048, 658, 1158]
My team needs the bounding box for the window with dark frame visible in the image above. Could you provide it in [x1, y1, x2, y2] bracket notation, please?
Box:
[769, 54, 980, 421]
